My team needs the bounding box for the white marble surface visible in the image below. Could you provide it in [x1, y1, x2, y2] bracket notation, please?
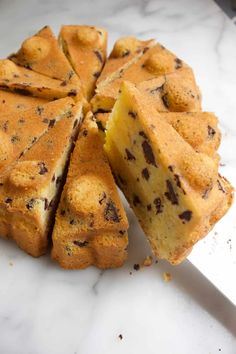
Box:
[0, 0, 236, 353]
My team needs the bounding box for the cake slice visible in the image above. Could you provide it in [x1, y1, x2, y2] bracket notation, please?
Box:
[0, 102, 83, 256]
[91, 43, 195, 112]
[0, 59, 82, 101]
[0, 97, 74, 174]
[0, 89, 48, 115]
[59, 25, 107, 99]
[96, 37, 155, 89]
[96, 111, 221, 160]
[104, 82, 233, 264]
[52, 112, 129, 269]
[9, 26, 82, 90]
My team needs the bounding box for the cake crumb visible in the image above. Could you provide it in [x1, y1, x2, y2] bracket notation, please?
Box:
[118, 334, 123, 340]
[142, 256, 153, 267]
[163, 272, 172, 282]
[133, 263, 140, 271]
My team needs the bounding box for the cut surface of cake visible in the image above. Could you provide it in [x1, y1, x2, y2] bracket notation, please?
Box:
[52, 111, 129, 269]
[0, 89, 48, 115]
[104, 82, 233, 264]
[0, 102, 83, 256]
[0, 97, 74, 175]
[9, 26, 81, 89]
[0, 59, 82, 101]
[59, 25, 107, 99]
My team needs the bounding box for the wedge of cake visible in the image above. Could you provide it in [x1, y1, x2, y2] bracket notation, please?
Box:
[96, 36, 155, 89]
[0, 97, 74, 175]
[59, 25, 107, 99]
[0, 89, 48, 115]
[0, 59, 82, 101]
[91, 43, 196, 112]
[104, 82, 233, 264]
[52, 112, 129, 269]
[96, 111, 221, 160]
[0, 102, 83, 256]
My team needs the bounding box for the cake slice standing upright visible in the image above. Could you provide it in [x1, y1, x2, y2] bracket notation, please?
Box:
[104, 82, 233, 264]
[52, 112, 129, 269]
[0, 101, 83, 257]
[59, 25, 107, 99]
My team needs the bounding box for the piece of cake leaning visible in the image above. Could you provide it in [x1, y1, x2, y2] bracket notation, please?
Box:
[104, 81, 233, 264]
[0, 100, 83, 257]
[52, 112, 128, 269]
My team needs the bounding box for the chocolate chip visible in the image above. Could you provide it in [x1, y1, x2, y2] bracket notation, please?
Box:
[66, 111, 73, 118]
[2, 121, 9, 132]
[44, 198, 49, 210]
[96, 120, 105, 132]
[60, 80, 67, 87]
[119, 230, 126, 235]
[208, 125, 216, 139]
[93, 71, 101, 78]
[165, 180, 179, 205]
[31, 137, 37, 144]
[5, 197, 12, 204]
[11, 135, 20, 143]
[178, 210, 192, 222]
[60, 209, 66, 216]
[26, 199, 35, 210]
[143, 47, 149, 54]
[104, 199, 120, 223]
[133, 264, 140, 271]
[68, 89, 77, 97]
[139, 131, 148, 140]
[73, 240, 89, 247]
[128, 110, 137, 119]
[94, 50, 103, 63]
[18, 118, 25, 124]
[162, 94, 169, 108]
[73, 119, 78, 129]
[154, 197, 163, 214]
[94, 108, 111, 114]
[36, 106, 44, 115]
[67, 70, 74, 80]
[168, 165, 174, 172]
[142, 168, 150, 180]
[147, 204, 152, 211]
[175, 58, 183, 69]
[82, 129, 88, 137]
[70, 219, 77, 225]
[125, 148, 136, 161]
[133, 194, 141, 206]
[142, 141, 157, 167]
[48, 119, 56, 128]
[99, 192, 107, 205]
[38, 162, 48, 175]
[174, 174, 181, 189]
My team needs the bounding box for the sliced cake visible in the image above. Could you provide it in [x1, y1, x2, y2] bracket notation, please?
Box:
[0, 89, 48, 115]
[96, 36, 155, 89]
[52, 111, 129, 269]
[104, 82, 233, 264]
[0, 102, 83, 256]
[0, 59, 82, 101]
[0, 97, 74, 175]
[9, 26, 81, 87]
[59, 25, 107, 99]
[91, 43, 197, 112]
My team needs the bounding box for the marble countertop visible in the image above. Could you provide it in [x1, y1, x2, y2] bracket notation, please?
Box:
[0, 0, 236, 353]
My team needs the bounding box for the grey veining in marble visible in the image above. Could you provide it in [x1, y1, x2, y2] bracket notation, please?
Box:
[0, 0, 236, 353]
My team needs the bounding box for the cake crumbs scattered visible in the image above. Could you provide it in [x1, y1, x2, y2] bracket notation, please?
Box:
[163, 272, 172, 282]
[118, 334, 123, 340]
[142, 256, 153, 267]
[133, 263, 140, 271]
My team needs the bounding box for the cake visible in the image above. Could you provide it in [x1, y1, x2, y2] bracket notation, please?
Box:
[52, 111, 129, 269]
[0, 102, 83, 256]
[0, 59, 82, 101]
[0, 89, 48, 115]
[104, 81, 233, 264]
[59, 25, 107, 99]
[0, 97, 74, 175]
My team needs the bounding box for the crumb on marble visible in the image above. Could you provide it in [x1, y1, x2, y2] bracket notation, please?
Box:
[118, 334, 123, 340]
[129, 271, 132, 275]
[133, 263, 140, 271]
[9, 261, 13, 266]
[142, 256, 153, 267]
[163, 272, 172, 282]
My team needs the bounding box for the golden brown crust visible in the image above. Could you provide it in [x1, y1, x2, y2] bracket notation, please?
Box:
[60, 25, 107, 99]
[0, 102, 83, 257]
[52, 111, 128, 269]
